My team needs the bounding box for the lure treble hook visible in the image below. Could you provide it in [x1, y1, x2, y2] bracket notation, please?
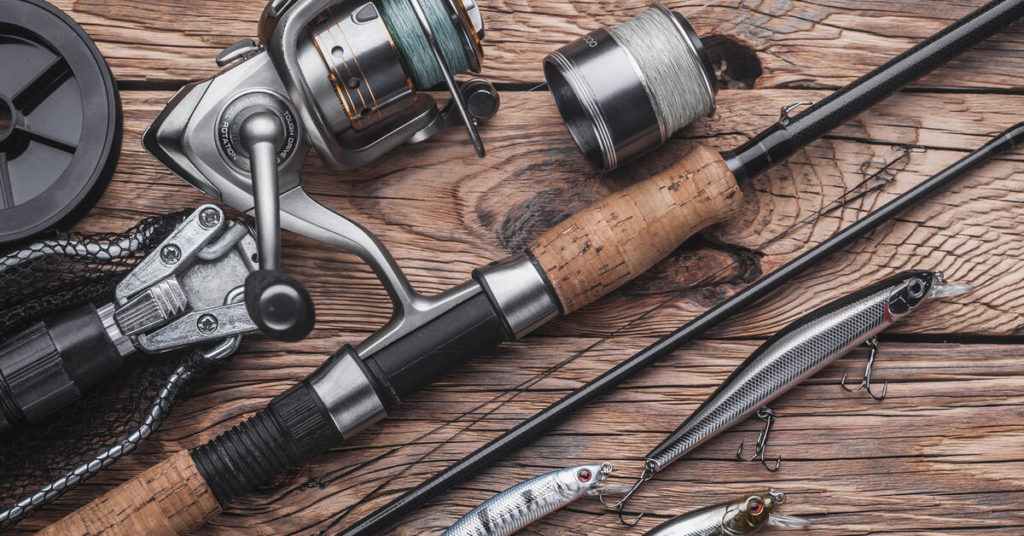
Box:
[736, 407, 782, 472]
[598, 463, 654, 526]
[840, 337, 888, 400]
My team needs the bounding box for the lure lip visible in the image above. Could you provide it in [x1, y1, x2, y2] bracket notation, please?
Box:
[928, 281, 973, 299]
[766, 512, 812, 528]
[586, 482, 635, 497]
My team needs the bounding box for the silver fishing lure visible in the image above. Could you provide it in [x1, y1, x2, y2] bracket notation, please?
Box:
[645, 490, 809, 536]
[443, 462, 627, 536]
[605, 271, 971, 524]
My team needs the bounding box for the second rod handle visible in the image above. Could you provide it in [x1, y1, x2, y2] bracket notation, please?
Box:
[528, 145, 743, 313]
[36, 450, 220, 536]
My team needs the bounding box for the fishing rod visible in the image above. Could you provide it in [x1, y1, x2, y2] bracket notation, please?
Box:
[39, 0, 1022, 534]
[345, 122, 1024, 536]
[337, 9, 1024, 522]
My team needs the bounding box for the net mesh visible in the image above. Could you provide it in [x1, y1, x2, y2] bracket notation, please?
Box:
[0, 210, 191, 516]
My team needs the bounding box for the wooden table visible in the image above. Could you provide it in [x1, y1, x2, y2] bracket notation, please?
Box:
[14, 0, 1024, 534]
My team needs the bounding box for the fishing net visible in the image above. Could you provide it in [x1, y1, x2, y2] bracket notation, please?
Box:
[0, 210, 200, 528]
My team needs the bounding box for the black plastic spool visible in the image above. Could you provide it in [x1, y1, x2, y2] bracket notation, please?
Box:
[0, 0, 122, 245]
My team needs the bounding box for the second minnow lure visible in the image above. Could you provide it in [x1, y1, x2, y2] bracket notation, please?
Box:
[443, 462, 628, 536]
[607, 271, 971, 524]
[646, 490, 809, 535]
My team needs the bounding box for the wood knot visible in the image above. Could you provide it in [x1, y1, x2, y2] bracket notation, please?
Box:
[704, 35, 763, 89]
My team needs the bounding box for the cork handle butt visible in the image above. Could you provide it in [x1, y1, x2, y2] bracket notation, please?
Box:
[529, 146, 742, 313]
[38, 450, 220, 536]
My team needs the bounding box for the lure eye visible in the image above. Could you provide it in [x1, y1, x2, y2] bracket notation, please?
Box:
[577, 469, 593, 482]
[907, 278, 926, 299]
[748, 498, 764, 515]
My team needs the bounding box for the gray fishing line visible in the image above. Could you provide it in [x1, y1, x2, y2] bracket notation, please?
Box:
[609, 6, 715, 140]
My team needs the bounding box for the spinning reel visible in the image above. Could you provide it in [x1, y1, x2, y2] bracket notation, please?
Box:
[147, 0, 499, 341]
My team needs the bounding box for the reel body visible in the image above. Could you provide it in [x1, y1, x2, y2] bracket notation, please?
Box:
[145, 0, 563, 460]
[146, 0, 500, 342]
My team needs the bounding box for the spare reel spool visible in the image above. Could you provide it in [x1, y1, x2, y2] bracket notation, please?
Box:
[544, 2, 717, 172]
[0, 0, 121, 245]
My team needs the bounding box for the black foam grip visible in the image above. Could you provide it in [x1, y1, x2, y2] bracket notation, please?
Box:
[362, 292, 511, 405]
[0, 304, 120, 433]
[191, 380, 342, 505]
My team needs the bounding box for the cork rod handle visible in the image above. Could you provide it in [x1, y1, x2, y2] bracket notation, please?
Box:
[37, 451, 220, 536]
[529, 146, 743, 313]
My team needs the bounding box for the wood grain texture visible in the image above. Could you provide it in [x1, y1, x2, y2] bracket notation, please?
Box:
[67, 90, 1024, 340]
[14, 339, 1024, 534]
[36, 451, 220, 536]
[5, 0, 1024, 535]
[47, 0, 1024, 89]
[530, 146, 742, 313]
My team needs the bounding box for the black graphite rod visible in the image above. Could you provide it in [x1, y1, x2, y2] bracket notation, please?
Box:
[724, 0, 1024, 182]
[340, 124, 1024, 536]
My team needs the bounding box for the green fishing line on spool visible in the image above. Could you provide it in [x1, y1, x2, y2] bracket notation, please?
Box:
[377, 0, 472, 89]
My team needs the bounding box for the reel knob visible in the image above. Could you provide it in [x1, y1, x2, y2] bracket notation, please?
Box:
[244, 269, 315, 343]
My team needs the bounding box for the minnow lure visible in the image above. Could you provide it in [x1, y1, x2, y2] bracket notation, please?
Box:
[645, 490, 809, 535]
[605, 271, 971, 524]
[443, 462, 628, 536]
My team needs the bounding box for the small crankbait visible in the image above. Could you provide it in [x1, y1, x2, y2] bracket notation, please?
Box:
[443, 462, 628, 536]
[604, 271, 971, 524]
[646, 490, 809, 535]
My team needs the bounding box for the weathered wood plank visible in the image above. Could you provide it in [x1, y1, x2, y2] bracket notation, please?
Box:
[7, 2, 1024, 534]
[78, 90, 1024, 340]
[11, 339, 1024, 534]
[50, 0, 1024, 89]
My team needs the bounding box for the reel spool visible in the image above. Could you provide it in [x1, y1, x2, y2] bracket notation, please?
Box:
[259, 0, 493, 167]
[146, 0, 499, 342]
[0, 0, 121, 245]
[544, 2, 717, 171]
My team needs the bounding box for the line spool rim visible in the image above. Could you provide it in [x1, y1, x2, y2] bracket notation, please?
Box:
[543, 3, 718, 171]
[441, 0, 484, 72]
[0, 0, 121, 246]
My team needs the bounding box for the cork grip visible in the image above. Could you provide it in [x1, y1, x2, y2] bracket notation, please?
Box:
[38, 451, 220, 536]
[529, 146, 742, 313]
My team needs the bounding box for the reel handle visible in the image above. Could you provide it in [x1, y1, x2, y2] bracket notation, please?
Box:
[528, 146, 743, 313]
[242, 111, 315, 342]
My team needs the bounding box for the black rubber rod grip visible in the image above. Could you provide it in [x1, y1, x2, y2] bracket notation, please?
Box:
[337, 124, 1024, 536]
[191, 379, 342, 505]
[361, 290, 511, 405]
[0, 303, 121, 434]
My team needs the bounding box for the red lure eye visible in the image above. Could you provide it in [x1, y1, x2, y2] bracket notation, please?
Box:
[749, 499, 763, 515]
[577, 469, 592, 482]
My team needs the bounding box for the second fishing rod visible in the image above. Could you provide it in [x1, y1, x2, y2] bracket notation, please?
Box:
[41, 0, 1023, 535]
